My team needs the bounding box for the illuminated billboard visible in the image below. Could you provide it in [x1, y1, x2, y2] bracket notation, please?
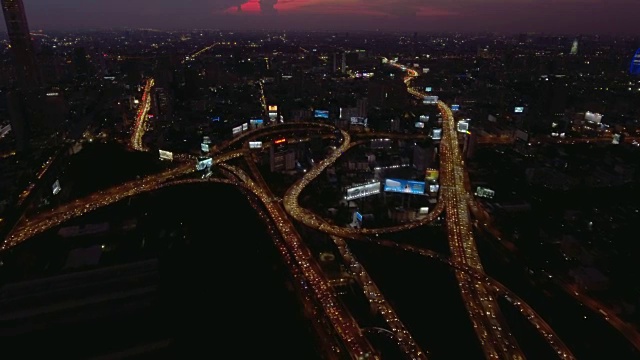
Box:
[425, 169, 439, 181]
[249, 141, 263, 149]
[514, 106, 524, 113]
[612, 134, 621, 145]
[52, 180, 61, 195]
[232, 125, 242, 135]
[268, 112, 277, 120]
[431, 128, 442, 140]
[268, 105, 278, 112]
[203, 136, 211, 144]
[350, 117, 367, 126]
[423, 68, 429, 74]
[314, 110, 329, 119]
[419, 115, 429, 122]
[475, 187, 495, 199]
[201, 143, 210, 152]
[212, 116, 220, 122]
[585, 111, 603, 124]
[457, 121, 469, 133]
[451, 104, 460, 111]
[196, 157, 213, 171]
[250, 119, 263, 126]
[345, 182, 381, 200]
[159, 150, 173, 161]
[274, 138, 286, 145]
[384, 178, 426, 195]
[419, 207, 429, 214]
[423, 96, 438, 104]
[425, 87, 432, 92]
[415, 122, 425, 128]
[242, 123, 249, 131]
[630, 48, 640, 75]
[429, 184, 440, 193]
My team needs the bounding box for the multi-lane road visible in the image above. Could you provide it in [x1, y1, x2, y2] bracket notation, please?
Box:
[1, 63, 596, 359]
[1, 161, 194, 251]
[130, 78, 155, 151]
[398, 62, 575, 359]
[219, 162, 378, 359]
[438, 100, 524, 359]
[399, 62, 526, 359]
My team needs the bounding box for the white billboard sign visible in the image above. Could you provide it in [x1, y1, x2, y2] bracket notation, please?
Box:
[249, 141, 263, 149]
[345, 182, 381, 200]
[159, 150, 174, 161]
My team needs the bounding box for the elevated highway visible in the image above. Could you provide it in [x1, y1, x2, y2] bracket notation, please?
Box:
[218, 162, 378, 360]
[130, 78, 155, 151]
[366, 237, 575, 360]
[0, 60, 589, 360]
[282, 132, 445, 238]
[395, 60, 525, 359]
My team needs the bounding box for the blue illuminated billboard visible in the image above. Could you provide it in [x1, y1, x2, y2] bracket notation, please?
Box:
[314, 110, 329, 119]
[451, 104, 460, 111]
[212, 116, 220, 122]
[384, 178, 426, 195]
[631, 48, 640, 75]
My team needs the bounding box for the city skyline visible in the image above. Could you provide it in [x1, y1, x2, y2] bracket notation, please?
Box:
[1, 0, 640, 357]
[11, 0, 640, 34]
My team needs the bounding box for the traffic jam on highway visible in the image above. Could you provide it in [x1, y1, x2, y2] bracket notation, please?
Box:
[2, 60, 578, 360]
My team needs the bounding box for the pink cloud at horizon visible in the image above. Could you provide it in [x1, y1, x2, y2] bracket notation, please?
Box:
[223, 0, 459, 17]
[224, 0, 261, 14]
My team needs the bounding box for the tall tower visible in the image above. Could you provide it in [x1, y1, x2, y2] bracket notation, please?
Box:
[2, 0, 41, 89]
[570, 38, 579, 55]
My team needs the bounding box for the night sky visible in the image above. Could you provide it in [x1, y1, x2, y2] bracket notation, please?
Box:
[20, 0, 640, 34]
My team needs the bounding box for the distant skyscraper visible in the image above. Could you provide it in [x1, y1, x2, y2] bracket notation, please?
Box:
[72, 47, 91, 77]
[2, 0, 47, 153]
[570, 39, 579, 55]
[6, 90, 28, 151]
[356, 98, 368, 118]
[2, 0, 41, 89]
[630, 48, 640, 75]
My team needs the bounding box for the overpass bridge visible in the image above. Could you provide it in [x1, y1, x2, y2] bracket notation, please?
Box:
[1, 65, 586, 359]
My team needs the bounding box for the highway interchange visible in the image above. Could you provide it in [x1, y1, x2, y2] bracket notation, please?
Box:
[0, 63, 594, 360]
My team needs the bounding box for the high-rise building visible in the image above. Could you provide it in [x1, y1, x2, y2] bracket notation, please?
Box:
[270, 146, 296, 172]
[570, 39, 579, 55]
[5, 90, 28, 151]
[72, 47, 91, 77]
[356, 98, 368, 118]
[2, 0, 47, 152]
[412, 145, 434, 173]
[2, 0, 41, 89]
